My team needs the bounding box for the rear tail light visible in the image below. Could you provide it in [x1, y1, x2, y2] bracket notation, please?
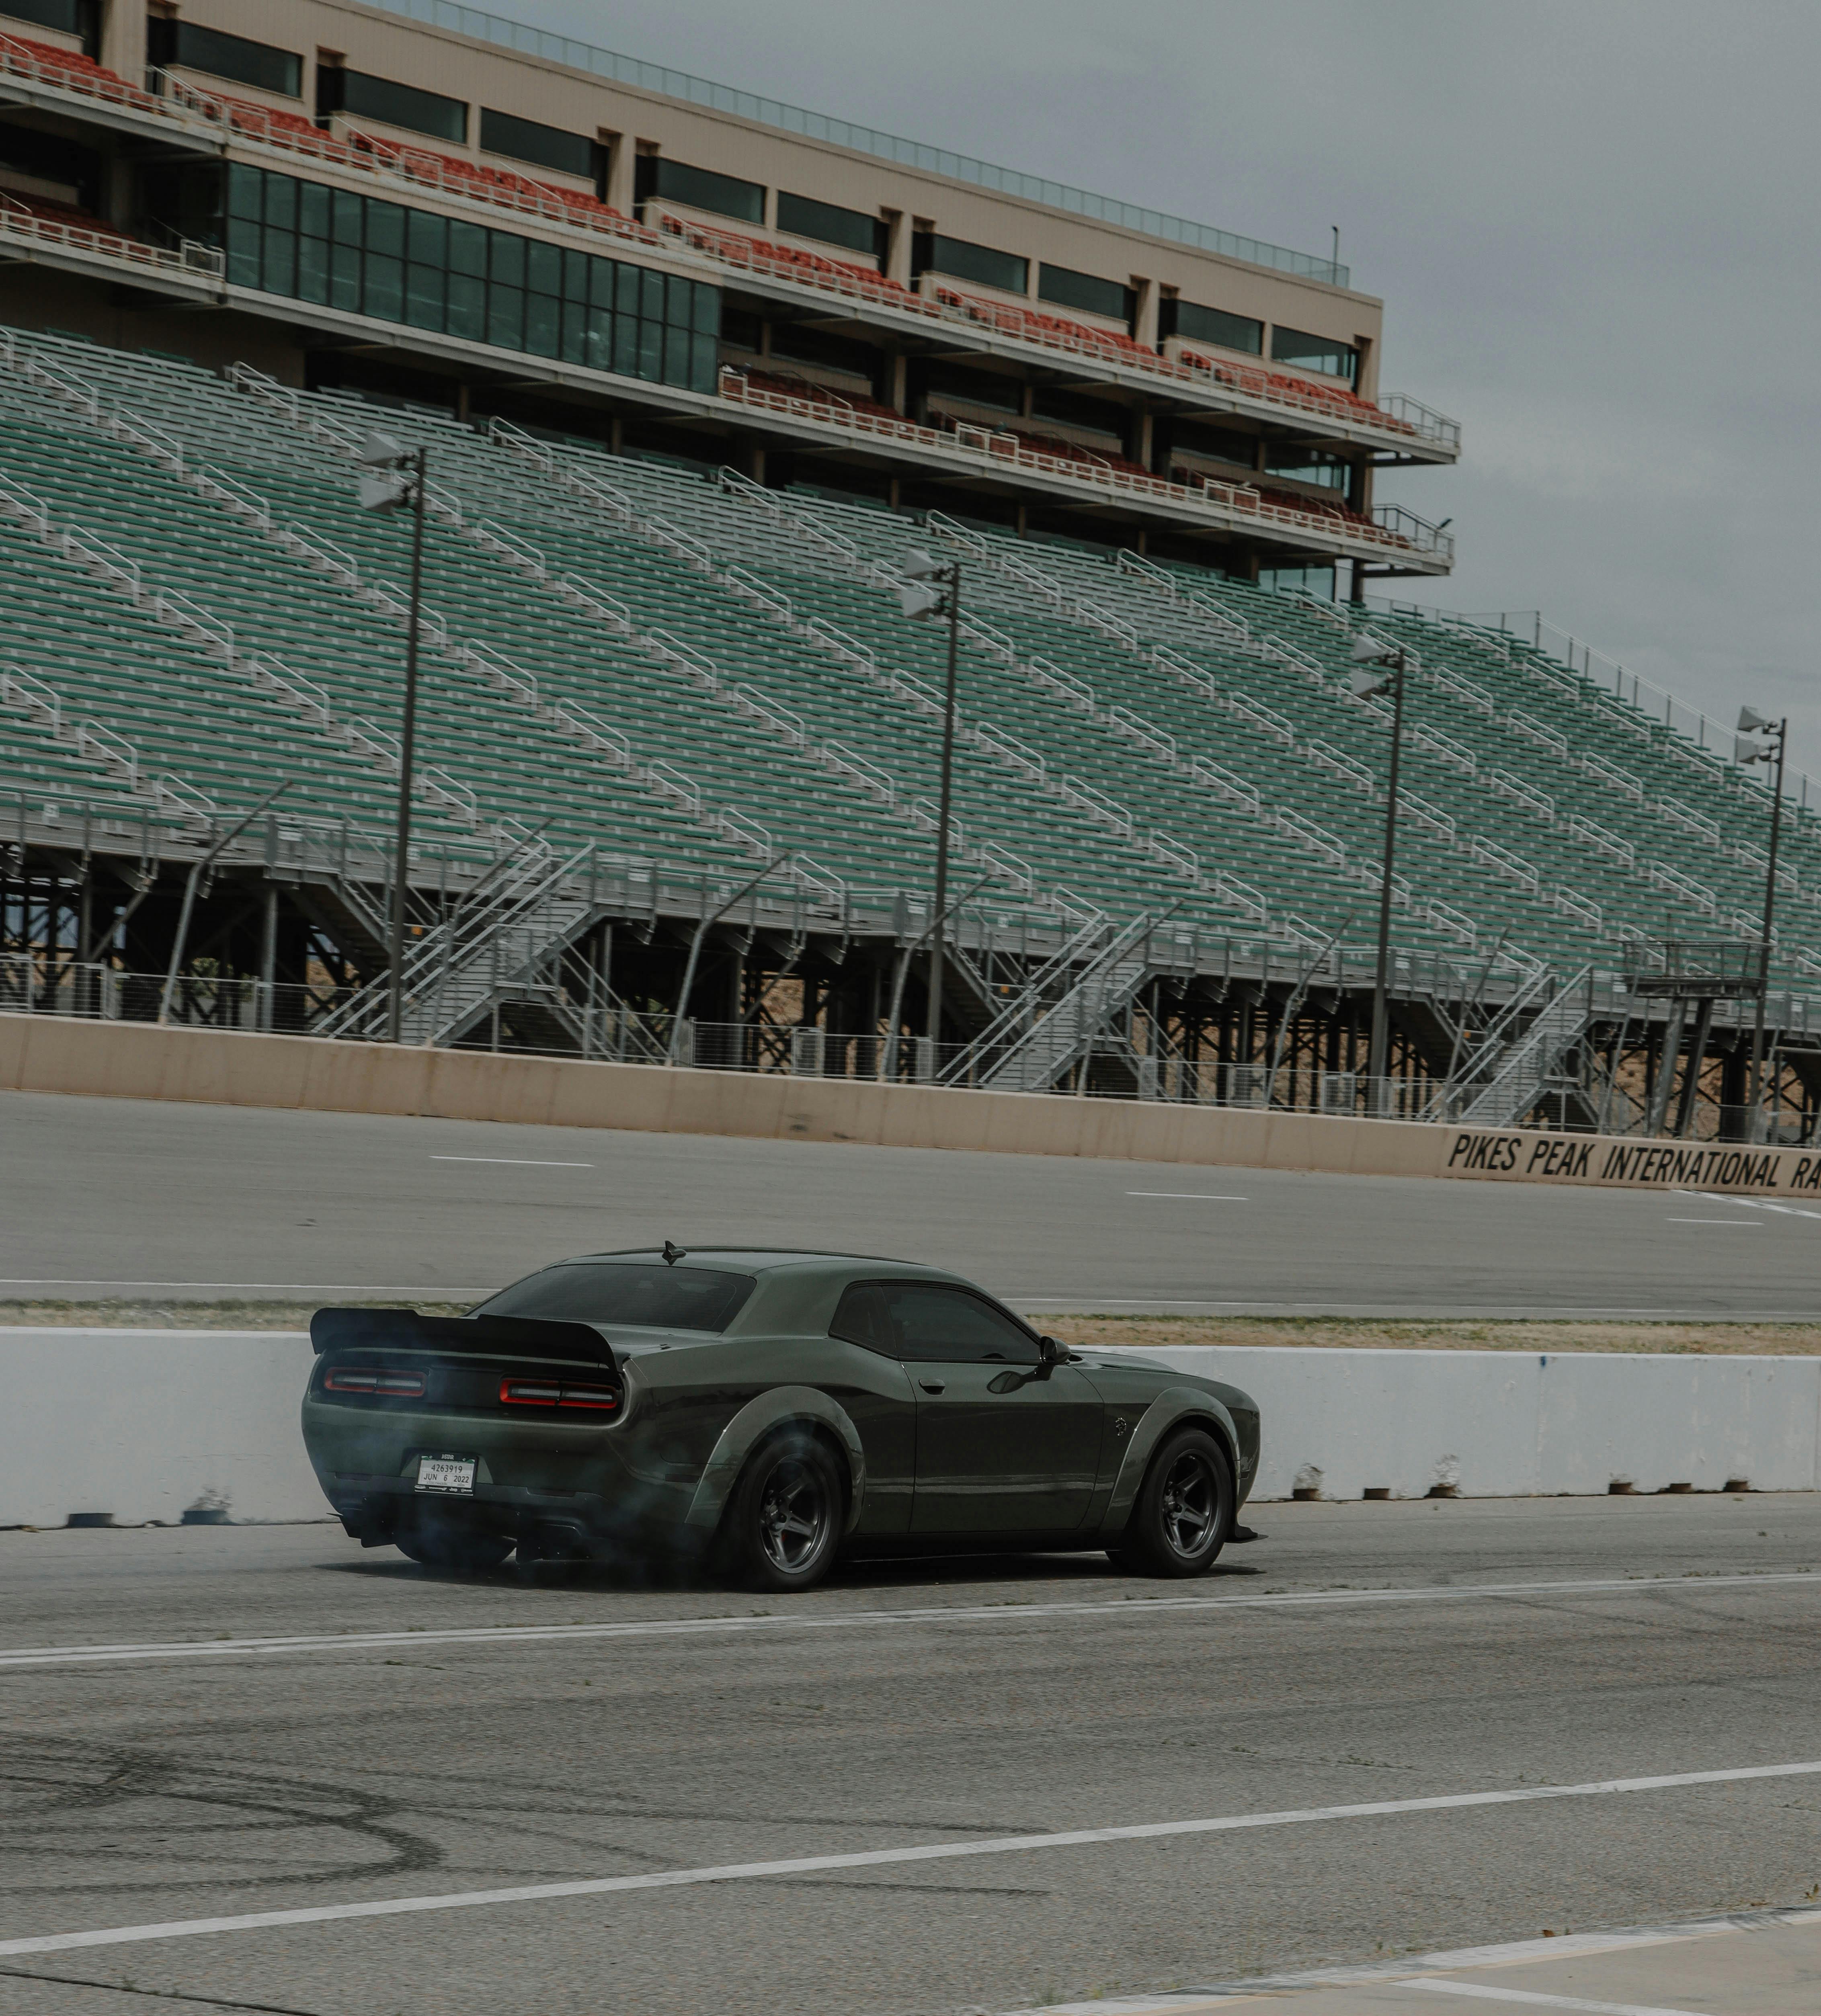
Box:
[324, 1368, 426, 1397]
[500, 1378, 619, 1412]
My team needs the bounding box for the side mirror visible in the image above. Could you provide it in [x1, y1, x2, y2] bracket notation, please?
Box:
[1037, 1335, 1070, 1376]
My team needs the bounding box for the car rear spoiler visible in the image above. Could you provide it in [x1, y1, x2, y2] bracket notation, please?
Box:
[309, 1307, 617, 1373]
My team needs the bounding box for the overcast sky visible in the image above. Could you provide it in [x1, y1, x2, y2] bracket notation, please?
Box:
[509, 0, 1819, 778]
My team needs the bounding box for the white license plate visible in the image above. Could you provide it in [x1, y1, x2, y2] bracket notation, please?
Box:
[415, 1455, 477, 1496]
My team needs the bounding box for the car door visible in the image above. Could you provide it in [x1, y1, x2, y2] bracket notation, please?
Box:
[884, 1283, 1103, 1535]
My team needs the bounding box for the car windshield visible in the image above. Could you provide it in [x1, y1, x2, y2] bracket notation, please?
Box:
[474, 1263, 757, 1332]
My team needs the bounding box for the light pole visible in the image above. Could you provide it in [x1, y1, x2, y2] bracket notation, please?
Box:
[897, 549, 961, 1070]
[1349, 636, 1409, 1115]
[1736, 705, 1788, 1140]
[356, 430, 428, 1045]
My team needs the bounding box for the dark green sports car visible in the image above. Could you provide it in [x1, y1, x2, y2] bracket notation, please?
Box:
[303, 1248, 1261, 1591]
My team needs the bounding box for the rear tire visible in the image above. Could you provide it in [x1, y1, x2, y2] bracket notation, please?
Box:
[1117, 1427, 1233, 1578]
[396, 1518, 513, 1576]
[721, 1430, 843, 1593]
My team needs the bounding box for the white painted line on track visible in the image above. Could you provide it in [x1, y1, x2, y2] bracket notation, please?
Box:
[0, 1279, 453, 1294]
[1664, 1218, 1761, 1226]
[1408, 1984, 1701, 2014]
[1, 1570, 1813, 1672]
[1124, 1192, 1249, 1201]
[428, 1156, 593, 1167]
[2, 1759, 1817, 1961]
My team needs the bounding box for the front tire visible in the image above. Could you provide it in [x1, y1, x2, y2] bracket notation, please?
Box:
[1118, 1427, 1233, 1578]
[722, 1430, 843, 1593]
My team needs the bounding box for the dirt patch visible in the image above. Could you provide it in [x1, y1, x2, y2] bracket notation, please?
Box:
[1024, 1314, 1821, 1357]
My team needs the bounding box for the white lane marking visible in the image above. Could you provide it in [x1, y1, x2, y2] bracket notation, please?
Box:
[1124, 1191, 1249, 1201]
[1409, 1984, 1702, 2015]
[2, 1759, 1817, 1960]
[1677, 1189, 1821, 1222]
[1008, 1903, 1821, 2011]
[428, 1156, 593, 1168]
[0, 1570, 1813, 1672]
[1664, 1219, 1760, 1226]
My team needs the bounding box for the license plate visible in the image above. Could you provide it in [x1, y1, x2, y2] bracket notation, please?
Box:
[415, 1455, 477, 1496]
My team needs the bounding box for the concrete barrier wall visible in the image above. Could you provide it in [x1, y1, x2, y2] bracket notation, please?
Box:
[2, 1331, 1813, 1527]
[9, 1010, 1821, 1196]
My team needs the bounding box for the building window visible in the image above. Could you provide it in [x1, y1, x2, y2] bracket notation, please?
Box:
[1159, 299, 1263, 356]
[2, 0, 96, 43]
[1270, 325, 1357, 383]
[317, 67, 467, 146]
[147, 20, 301, 97]
[911, 232, 1028, 297]
[1037, 263, 1131, 324]
[634, 156, 765, 226]
[775, 191, 886, 264]
[1264, 446, 1350, 492]
[221, 164, 719, 394]
[1257, 564, 1335, 598]
[479, 109, 598, 184]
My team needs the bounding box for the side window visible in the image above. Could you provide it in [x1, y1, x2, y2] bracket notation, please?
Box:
[829, 1282, 894, 1354]
[886, 1285, 1040, 1365]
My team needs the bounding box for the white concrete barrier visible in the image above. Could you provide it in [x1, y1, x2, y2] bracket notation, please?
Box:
[1, 1332, 1815, 1527]
[0, 1329, 324, 1527]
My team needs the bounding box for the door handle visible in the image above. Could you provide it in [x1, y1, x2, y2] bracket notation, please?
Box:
[919, 1381, 946, 1394]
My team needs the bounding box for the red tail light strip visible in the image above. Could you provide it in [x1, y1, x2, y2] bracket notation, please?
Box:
[500, 1379, 619, 1412]
[324, 1369, 426, 1397]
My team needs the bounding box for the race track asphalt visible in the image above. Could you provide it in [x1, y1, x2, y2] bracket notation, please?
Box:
[2, 1089, 1818, 1317]
[1, 1496, 1818, 2015]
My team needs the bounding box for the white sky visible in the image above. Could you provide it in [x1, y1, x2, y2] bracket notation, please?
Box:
[504, 0, 1819, 774]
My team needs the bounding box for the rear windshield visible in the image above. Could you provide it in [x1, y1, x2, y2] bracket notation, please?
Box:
[474, 1263, 756, 1333]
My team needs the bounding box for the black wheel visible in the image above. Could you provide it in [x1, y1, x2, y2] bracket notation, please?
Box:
[721, 1430, 843, 1593]
[396, 1517, 513, 1576]
[1117, 1427, 1233, 1578]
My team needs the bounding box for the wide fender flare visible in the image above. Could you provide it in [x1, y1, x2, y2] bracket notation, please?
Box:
[683, 1385, 867, 1535]
[1097, 1385, 1242, 1538]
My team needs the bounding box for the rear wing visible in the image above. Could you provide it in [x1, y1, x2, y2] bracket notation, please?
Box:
[309, 1307, 616, 1373]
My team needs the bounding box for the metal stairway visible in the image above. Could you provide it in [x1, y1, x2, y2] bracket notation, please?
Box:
[1454, 965, 1597, 1126]
[317, 840, 600, 1047]
[943, 913, 1160, 1093]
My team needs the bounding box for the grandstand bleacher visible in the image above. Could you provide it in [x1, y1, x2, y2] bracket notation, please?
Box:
[0, 0, 1809, 1139]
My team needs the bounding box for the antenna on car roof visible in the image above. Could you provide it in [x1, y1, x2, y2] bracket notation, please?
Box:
[662, 1240, 687, 1267]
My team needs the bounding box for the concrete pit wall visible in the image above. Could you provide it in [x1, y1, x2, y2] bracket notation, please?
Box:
[0, 1334, 1813, 1529]
[7, 1012, 1821, 1197]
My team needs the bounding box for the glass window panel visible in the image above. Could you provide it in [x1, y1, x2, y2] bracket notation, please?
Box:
[637, 319, 662, 381]
[1037, 262, 1129, 322]
[405, 263, 444, 330]
[913, 232, 1027, 295]
[587, 256, 615, 308]
[662, 324, 691, 383]
[1269, 324, 1357, 382]
[691, 283, 719, 335]
[259, 226, 296, 296]
[363, 253, 404, 322]
[406, 207, 446, 266]
[262, 176, 296, 234]
[639, 266, 664, 323]
[296, 234, 329, 304]
[562, 248, 590, 302]
[525, 238, 562, 299]
[487, 285, 524, 350]
[330, 241, 361, 311]
[331, 188, 364, 246]
[225, 218, 260, 289]
[558, 299, 586, 364]
[297, 180, 330, 241]
[776, 190, 883, 260]
[478, 107, 596, 181]
[613, 263, 640, 318]
[611, 317, 639, 377]
[664, 277, 691, 329]
[226, 164, 263, 222]
[446, 270, 486, 340]
[448, 219, 488, 278]
[489, 232, 525, 289]
[339, 69, 466, 145]
[648, 158, 763, 225]
[690, 331, 718, 393]
[1171, 300, 1263, 356]
[523, 290, 560, 356]
[162, 20, 301, 98]
[365, 202, 404, 260]
[583, 304, 613, 371]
